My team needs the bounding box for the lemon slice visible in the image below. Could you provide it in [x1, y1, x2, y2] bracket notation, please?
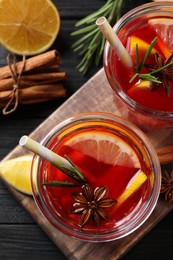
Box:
[66, 131, 140, 168]
[117, 169, 147, 206]
[0, 155, 35, 195]
[0, 0, 60, 55]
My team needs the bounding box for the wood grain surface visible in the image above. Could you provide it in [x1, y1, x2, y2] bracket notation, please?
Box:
[2, 68, 173, 260]
[1, 0, 173, 259]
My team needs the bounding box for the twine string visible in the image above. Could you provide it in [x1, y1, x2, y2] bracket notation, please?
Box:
[2, 53, 26, 115]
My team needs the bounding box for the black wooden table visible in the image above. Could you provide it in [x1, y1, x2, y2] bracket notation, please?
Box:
[0, 0, 173, 259]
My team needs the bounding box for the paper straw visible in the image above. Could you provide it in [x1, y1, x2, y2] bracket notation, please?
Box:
[96, 16, 133, 68]
[19, 135, 73, 169]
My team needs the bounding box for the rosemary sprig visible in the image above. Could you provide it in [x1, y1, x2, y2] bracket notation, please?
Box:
[19, 135, 86, 188]
[137, 37, 158, 73]
[130, 37, 172, 84]
[42, 155, 86, 188]
[71, 0, 124, 74]
[42, 181, 82, 188]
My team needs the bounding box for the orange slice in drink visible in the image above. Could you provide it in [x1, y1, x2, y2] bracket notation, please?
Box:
[126, 36, 157, 64]
[128, 80, 152, 95]
[66, 131, 140, 168]
[66, 131, 148, 207]
[148, 18, 173, 55]
[127, 80, 153, 106]
[0, 0, 60, 55]
[127, 79, 168, 110]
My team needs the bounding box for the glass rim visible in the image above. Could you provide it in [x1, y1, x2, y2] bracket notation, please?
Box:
[104, 1, 173, 120]
[31, 112, 161, 242]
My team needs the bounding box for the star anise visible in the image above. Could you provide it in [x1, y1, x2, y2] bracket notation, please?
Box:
[144, 52, 173, 96]
[160, 169, 173, 203]
[71, 184, 116, 227]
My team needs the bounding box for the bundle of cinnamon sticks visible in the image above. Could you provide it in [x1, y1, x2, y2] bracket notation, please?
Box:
[0, 50, 67, 114]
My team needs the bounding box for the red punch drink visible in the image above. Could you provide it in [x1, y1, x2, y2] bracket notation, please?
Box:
[104, 2, 173, 130]
[31, 112, 161, 242]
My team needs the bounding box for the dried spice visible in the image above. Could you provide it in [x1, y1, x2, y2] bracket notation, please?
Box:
[0, 50, 67, 115]
[71, 184, 116, 227]
[160, 169, 173, 203]
[145, 52, 173, 96]
[130, 37, 173, 94]
[43, 156, 116, 227]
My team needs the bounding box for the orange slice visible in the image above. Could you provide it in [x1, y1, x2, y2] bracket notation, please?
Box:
[66, 131, 140, 168]
[126, 36, 157, 64]
[148, 18, 173, 54]
[0, 0, 60, 55]
[128, 80, 152, 96]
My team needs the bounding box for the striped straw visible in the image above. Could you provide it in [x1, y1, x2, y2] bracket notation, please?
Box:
[19, 135, 73, 169]
[96, 17, 133, 68]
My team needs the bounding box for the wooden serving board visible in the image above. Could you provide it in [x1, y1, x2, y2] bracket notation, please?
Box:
[2, 68, 173, 259]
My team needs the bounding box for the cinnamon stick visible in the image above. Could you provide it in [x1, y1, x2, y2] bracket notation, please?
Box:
[156, 144, 173, 165]
[0, 50, 61, 80]
[0, 84, 66, 105]
[0, 72, 67, 91]
[26, 64, 60, 74]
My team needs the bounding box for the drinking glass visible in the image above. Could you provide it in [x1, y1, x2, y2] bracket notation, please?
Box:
[31, 112, 161, 242]
[104, 2, 173, 130]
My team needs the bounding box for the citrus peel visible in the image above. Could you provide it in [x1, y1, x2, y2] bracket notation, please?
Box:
[117, 169, 147, 206]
